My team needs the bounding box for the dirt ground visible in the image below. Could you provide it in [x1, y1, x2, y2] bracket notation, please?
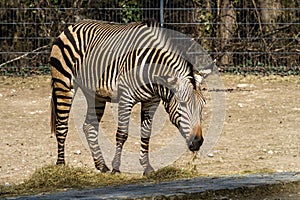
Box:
[0, 74, 299, 185]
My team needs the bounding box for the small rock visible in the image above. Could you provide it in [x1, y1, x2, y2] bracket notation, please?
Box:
[207, 153, 214, 157]
[237, 83, 249, 88]
[237, 103, 244, 108]
[0, 93, 3, 97]
[74, 150, 81, 155]
[267, 150, 274, 155]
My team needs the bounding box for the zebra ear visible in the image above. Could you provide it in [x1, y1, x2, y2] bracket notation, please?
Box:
[154, 76, 178, 90]
[194, 59, 216, 85]
[194, 73, 204, 85]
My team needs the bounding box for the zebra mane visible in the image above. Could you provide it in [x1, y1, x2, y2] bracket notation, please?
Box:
[142, 19, 160, 27]
[141, 21, 199, 89]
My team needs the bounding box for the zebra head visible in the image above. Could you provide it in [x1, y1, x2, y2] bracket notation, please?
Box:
[155, 75, 206, 152]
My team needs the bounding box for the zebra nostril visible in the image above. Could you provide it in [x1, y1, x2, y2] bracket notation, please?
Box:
[188, 143, 194, 151]
[188, 141, 198, 151]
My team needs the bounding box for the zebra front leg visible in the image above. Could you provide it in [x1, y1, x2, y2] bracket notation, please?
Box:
[111, 95, 134, 174]
[83, 99, 109, 172]
[140, 99, 160, 176]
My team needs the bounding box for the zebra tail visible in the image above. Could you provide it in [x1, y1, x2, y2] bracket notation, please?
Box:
[50, 84, 56, 134]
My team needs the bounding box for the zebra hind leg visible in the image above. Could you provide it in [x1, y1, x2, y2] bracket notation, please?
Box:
[51, 81, 76, 166]
[140, 99, 160, 176]
[83, 98, 109, 173]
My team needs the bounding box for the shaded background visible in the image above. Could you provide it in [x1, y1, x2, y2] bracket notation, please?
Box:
[0, 0, 299, 76]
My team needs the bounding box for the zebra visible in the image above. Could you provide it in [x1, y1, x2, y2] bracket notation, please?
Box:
[50, 19, 208, 175]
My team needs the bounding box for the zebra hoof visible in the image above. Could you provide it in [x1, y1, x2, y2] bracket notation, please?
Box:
[56, 160, 65, 165]
[111, 169, 121, 174]
[96, 164, 110, 173]
[143, 166, 154, 176]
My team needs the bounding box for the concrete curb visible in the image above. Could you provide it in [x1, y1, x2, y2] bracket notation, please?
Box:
[7, 172, 300, 200]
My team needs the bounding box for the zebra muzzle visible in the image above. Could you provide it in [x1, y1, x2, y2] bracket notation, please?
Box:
[188, 125, 204, 151]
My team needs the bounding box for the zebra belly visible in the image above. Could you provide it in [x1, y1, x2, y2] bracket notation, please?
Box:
[95, 87, 114, 101]
[79, 82, 156, 104]
[75, 79, 116, 102]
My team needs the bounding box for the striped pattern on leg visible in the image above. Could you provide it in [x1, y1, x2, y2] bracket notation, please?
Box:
[139, 99, 160, 175]
[111, 94, 134, 173]
[51, 80, 76, 166]
[83, 98, 109, 172]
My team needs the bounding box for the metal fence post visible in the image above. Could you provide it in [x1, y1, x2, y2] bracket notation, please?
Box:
[160, 0, 164, 27]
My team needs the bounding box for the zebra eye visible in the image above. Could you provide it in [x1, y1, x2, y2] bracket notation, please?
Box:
[175, 93, 188, 104]
[179, 100, 188, 107]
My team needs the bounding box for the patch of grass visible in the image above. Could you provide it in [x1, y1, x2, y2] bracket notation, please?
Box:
[146, 166, 195, 181]
[0, 165, 197, 198]
[26, 165, 136, 188]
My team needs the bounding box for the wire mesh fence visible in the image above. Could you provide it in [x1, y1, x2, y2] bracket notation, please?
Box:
[0, 0, 299, 76]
